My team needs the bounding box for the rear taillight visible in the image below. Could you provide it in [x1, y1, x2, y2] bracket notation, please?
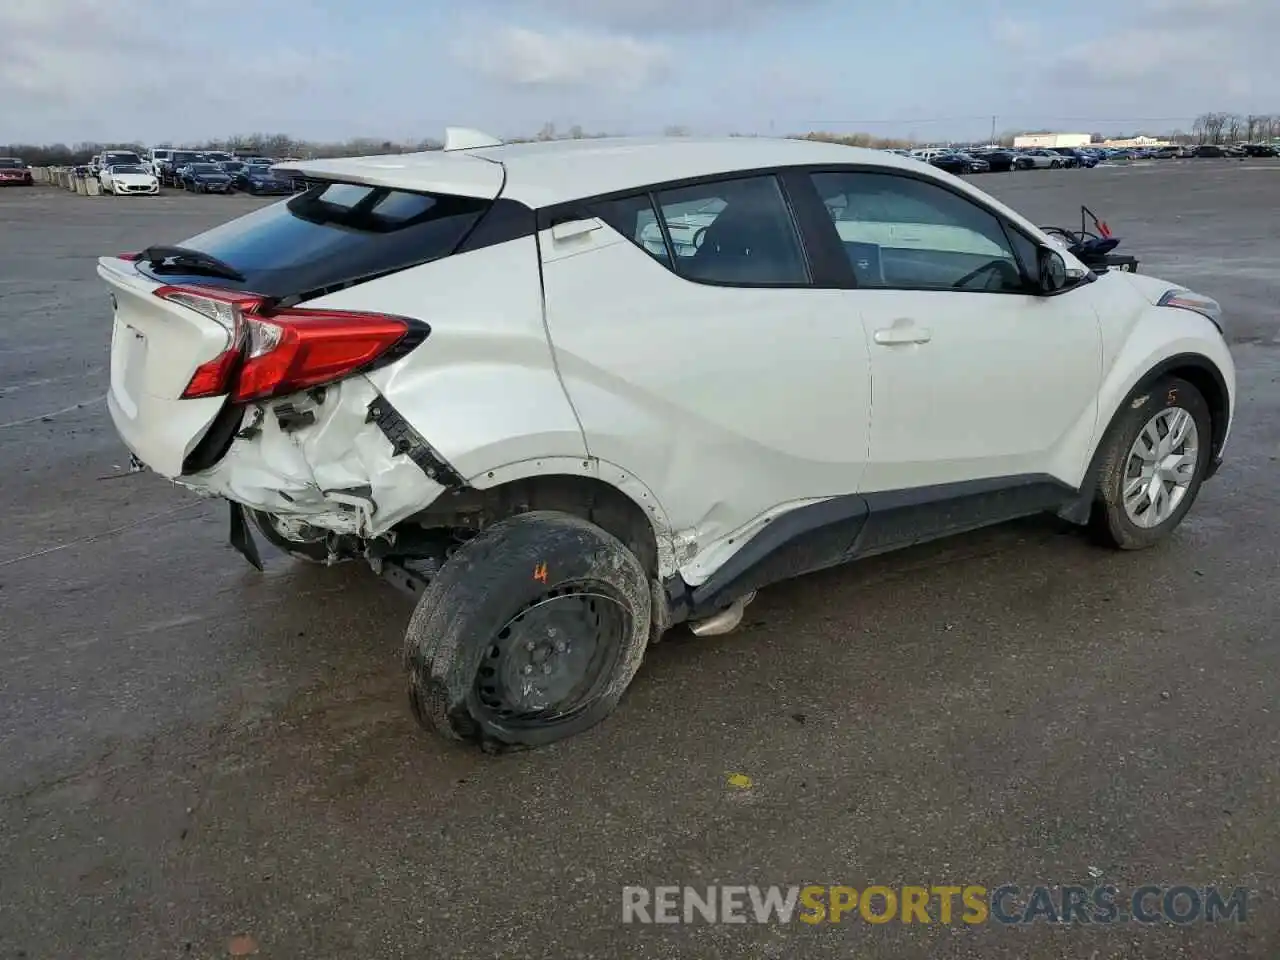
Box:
[157, 284, 422, 403]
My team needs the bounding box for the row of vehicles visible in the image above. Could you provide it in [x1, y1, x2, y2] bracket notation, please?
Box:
[1117, 143, 1280, 159]
[891, 145, 1111, 175]
[894, 142, 1280, 175]
[84, 148, 298, 196]
[154, 149, 299, 195]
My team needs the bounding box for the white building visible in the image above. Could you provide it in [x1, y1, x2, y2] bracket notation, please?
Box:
[1101, 136, 1171, 148]
[1012, 133, 1092, 149]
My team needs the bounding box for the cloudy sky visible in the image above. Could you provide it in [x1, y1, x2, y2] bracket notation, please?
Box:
[2, 0, 1276, 145]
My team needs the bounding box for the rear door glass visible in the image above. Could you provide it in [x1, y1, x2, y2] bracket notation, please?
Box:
[138, 181, 493, 300]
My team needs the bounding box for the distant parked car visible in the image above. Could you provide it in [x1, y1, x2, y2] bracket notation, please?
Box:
[909, 148, 953, 163]
[178, 162, 234, 193]
[970, 149, 1032, 172]
[0, 157, 33, 186]
[929, 152, 989, 174]
[231, 164, 296, 195]
[158, 150, 202, 186]
[1019, 148, 1068, 169]
[1057, 148, 1101, 168]
[1193, 145, 1226, 158]
[91, 150, 143, 177]
[149, 148, 172, 178]
[100, 163, 160, 195]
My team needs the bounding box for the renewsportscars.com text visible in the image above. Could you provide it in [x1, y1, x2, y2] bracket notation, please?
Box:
[622, 884, 1249, 925]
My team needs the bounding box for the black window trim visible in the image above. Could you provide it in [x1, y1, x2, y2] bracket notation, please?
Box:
[537, 161, 1072, 297]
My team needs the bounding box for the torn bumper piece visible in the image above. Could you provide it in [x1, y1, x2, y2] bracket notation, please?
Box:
[228, 501, 264, 571]
[182, 375, 463, 547]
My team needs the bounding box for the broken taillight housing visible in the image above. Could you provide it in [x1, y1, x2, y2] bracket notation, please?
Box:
[157, 284, 424, 403]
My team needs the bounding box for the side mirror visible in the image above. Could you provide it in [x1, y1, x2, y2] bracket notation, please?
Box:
[1037, 246, 1068, 294]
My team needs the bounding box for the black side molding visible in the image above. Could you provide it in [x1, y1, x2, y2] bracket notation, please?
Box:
[669, 474, 1078, 622]
[686, 494, 871, 616]
[853, 475, 1075, 558]
[366, 396, 468, 490]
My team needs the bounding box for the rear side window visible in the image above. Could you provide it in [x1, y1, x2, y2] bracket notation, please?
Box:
[142, 181, 492, 300]
[590, 195, 671, 265]
[589, 175, 810, 286]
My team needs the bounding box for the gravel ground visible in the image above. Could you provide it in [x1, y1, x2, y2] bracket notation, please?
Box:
[1, 159, 1277, 959]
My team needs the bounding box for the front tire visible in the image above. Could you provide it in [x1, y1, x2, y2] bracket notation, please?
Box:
[405, 511, 652, 751]
[1088, 376, 1213, 550]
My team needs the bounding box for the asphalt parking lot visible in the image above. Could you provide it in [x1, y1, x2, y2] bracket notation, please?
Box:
[2, 161, 1279, 959]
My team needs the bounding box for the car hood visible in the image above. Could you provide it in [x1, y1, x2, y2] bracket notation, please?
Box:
[195, 173, 230, 180]
[112, 173, 155, 184]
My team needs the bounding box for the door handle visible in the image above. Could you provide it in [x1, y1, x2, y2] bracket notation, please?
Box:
[874, 324, 932, 345]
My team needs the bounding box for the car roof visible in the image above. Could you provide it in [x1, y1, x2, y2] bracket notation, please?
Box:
[275, 136, 928, 208]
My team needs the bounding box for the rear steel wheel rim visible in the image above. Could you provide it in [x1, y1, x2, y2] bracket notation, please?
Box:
[474, 583, 631, 728]
[1122, 406, 1199, 528]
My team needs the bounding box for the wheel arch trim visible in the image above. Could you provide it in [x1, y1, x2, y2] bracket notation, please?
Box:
[466, 456, 678, 576]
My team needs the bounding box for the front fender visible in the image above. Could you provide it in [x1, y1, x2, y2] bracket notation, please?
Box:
[1097, 306, 1234, 452]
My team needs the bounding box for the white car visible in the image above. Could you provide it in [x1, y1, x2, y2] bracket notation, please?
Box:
[101, 163, 160, 195]
[910, 148, 953, 162]
[1019, 148, 1070, 169]
[97, 131, 1234, 750]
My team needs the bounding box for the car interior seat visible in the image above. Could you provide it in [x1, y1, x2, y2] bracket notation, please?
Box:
[682, 192, 807, 283]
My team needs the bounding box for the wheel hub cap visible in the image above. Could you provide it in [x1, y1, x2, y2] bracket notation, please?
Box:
[1123, 406, 1199, 528]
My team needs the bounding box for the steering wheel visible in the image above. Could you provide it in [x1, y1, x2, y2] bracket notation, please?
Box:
[952, 258, 1020, 290]
[692, 226, 709, 250]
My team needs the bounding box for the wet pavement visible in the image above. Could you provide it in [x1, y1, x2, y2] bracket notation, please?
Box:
[1, 162, 1278, 958]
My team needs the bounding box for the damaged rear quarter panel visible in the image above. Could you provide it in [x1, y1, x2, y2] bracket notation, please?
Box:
[182, 235, 590, 538]
[321, 235, 590, 478]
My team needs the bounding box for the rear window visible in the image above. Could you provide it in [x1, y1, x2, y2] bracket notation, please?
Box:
[140, 181, 493, 300]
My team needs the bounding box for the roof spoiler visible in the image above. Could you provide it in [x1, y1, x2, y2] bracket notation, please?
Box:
[443, 127, 504, 151]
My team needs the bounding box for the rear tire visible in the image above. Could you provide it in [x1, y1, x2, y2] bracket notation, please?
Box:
[1088, 376, 1212, 550]
[248, 509, 330, 563]
[405, 511, 652, 751]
